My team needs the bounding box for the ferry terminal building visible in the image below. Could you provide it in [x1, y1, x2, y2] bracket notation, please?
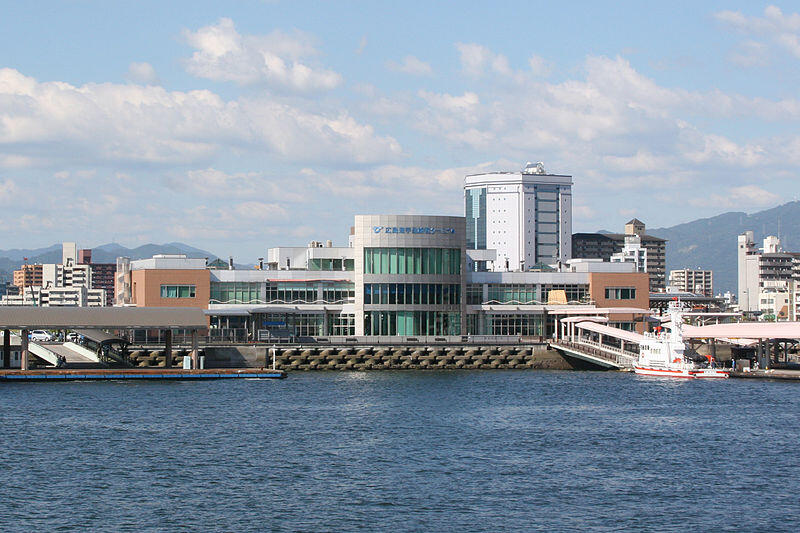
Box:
[117, 214, 650, 342]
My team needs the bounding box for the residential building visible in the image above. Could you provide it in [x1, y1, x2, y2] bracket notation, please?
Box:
[611, 234, 647, 274]
[669, 268, 713, 297]
[464, 162, 573, 271]
[62, 241, 77, 266]
[737, 233, 797, 317]
[2, 243, 105, 307]
[79, 248, 116, 306]
[572, 218, 666, 292]
[12, 264, 43, 289]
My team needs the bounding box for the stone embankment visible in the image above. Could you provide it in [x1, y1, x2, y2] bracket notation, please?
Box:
[127, 345, 574, 370]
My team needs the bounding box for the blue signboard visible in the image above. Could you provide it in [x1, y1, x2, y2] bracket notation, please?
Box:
[372, 226, 455, 235]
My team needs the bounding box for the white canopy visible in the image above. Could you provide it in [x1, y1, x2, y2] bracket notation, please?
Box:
[573, 321, 648, 344]
[682, 322, 800, 340]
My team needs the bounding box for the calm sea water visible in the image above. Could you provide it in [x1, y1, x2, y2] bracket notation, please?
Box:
[1, 371, 798, 532]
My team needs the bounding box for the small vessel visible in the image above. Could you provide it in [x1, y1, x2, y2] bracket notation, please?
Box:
[635, 301, 728, 379]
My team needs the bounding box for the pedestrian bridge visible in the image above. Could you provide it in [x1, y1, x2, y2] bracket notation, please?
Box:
[550, 317, 645, 370]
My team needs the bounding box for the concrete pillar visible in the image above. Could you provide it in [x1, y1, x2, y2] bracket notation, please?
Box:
[21, 329, 29, 371]
[711, 339, 717, 360]
[190, 330, 199, 369]
[3, 329, 9, 368]
[164, 329, 172, 368]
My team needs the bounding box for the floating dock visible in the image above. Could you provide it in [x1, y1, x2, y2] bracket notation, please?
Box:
[0, 368, 286, 381]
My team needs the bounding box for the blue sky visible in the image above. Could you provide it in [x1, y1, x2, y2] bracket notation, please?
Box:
[1, 1, 799, 261]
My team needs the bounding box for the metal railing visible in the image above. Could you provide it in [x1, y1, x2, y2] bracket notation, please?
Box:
[553, 339, 638, 368]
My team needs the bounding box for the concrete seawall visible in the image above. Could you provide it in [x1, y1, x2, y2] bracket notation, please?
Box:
[127, 345, 574, 371]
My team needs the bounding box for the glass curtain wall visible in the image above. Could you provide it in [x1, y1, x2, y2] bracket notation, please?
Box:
[364, 248, 461, 275]
[363, 311, 461, 336]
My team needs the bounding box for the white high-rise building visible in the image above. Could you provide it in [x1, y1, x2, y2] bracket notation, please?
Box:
[611, 234, 648, 274]
[737, 231, 759, 312]
[62, 242, 77, 267]
[464, 162, 572, 272]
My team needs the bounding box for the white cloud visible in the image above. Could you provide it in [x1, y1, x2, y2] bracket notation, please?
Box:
[456, 42, 514, 77]
[690, 185, 780, 209]
[182, 18, 342, 91]
[527, 54, 552, 76]
[728, 40, 770, 67]
[356, 35, 368, 55]
[126, 62, 160, 85]
[716, 6, 800, 61]
[386, 55, 433, 76]
[0, 68, 401, 166]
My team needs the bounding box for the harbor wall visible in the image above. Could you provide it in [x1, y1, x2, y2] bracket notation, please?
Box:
[127, 344, 574, 370]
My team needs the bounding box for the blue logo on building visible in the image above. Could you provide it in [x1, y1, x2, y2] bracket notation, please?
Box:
[372, 226, 455, 235]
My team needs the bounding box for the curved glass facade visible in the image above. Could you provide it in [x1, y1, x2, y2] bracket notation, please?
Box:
[364, 311, 461, 336]
[364, 283, 460, 305]
[364, 248, 460, 275]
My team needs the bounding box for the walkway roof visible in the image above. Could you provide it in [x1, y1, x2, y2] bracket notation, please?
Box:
[682, 322, 800, 340]
[0, 307, 207, 329]
[574, 321, 649, 343]
[560, 316, 608, 323]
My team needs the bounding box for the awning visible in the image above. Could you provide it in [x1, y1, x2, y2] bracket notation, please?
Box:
[573, 321, 648, 343]
[683, 322, 800, 340]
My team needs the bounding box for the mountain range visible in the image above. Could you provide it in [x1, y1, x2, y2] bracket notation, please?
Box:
[647, 201, 800, 294]
[3, 202, 798, 294]
[0, 242, 219, 282]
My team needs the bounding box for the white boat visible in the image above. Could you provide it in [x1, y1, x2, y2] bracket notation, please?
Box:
[635, 301, 728, 379]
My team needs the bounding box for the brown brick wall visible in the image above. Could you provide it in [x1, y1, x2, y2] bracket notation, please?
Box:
[131, 269, 210, 309]
[589, 272, 650, 332]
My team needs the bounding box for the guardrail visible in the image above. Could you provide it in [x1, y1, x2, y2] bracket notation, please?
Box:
[552, 339, 638, 369]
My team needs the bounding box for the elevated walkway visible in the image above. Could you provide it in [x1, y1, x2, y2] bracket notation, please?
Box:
[551, 317, 645, 370]
[550, 340, 637, 369]
[43, 343, 100, 368]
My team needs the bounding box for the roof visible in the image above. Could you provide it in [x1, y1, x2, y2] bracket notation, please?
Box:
[573, 232, 667, 243]
[573, 321, 648, 343]
[683, 322, 800, 340]
[626, 218, 645, 225]
[73, 328, 125, 343]
[0, 307, 208, 329]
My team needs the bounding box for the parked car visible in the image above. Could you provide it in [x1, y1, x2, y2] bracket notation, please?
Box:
[29, 330, 54, 342]
[66, 332, 80, 343]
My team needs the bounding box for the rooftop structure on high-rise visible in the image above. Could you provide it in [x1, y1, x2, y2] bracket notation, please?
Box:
[464, 162, 573, 272]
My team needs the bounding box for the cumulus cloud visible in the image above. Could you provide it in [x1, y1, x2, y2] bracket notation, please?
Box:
[386, 55, 433, 76]
[182, 18, 342, 91]
[403, 53, 800, 179]
[716, 6, 800, 61]
[0, 68, 401, 167]
[690, 185, 780, 209]
[126, 62, 160, 85]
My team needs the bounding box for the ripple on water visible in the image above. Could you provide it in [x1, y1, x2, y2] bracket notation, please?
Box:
[0, 371, 798, 532]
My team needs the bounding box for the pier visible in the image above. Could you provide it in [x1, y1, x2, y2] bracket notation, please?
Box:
[0, 368, 285, 381]
[550, 317, 642, 369]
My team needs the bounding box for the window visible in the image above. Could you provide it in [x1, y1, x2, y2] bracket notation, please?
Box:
[605, 287, 636, 300]
[363, 248, 461, 275]
[160, 285, 196, 298]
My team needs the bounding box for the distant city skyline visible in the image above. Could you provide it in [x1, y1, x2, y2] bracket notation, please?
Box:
[1, 1, 799, 260]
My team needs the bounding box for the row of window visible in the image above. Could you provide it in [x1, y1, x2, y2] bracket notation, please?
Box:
[364, 248, 461, 275]
[465, 284, 589, 305]
[160, 285, 196, 298]
[209, 282, 355, 304]
[364, 311, 461, 336]
[308, 258, 355, 271]
[605, 287, 637, 300]
[364, 283, 461, 306]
